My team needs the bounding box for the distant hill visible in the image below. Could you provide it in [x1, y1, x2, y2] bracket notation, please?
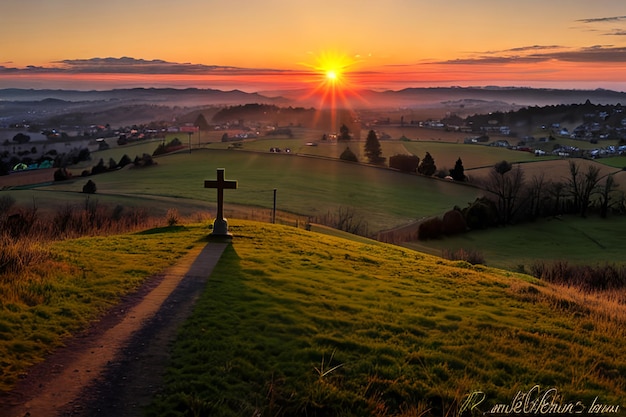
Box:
[0, 88, 287, 126]
[270, 86, 626, 111]
[0, 87, 284, 105]
[3, 86, 626, 126]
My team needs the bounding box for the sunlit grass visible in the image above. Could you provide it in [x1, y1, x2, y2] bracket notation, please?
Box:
[0, 224, 207, 390]
[147, 221, 626, 416]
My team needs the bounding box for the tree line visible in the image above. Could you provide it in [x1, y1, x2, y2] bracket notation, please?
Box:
[339, 128, 466, 181]
[333, 127, 624, 240]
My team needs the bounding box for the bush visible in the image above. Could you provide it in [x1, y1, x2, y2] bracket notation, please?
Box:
[339, 147, 358, 162]
[134, 153, 156, 167]
[418, 217, 443, 240]
[118, 154, 132, 168]
[462, 197, 498, 230]
[442, 248, 485, 265]
[82, 180, 97, 194]
[53, 168, 72, 181]
[389, 154, 419, 172]
[166, 208, 180, 226]
[442, 209, 467, 235]
[91, 159, 107, 175]
[530, 261, 626, 292]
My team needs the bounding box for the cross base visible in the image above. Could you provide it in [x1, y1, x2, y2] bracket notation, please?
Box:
[208, 217, 233, 241]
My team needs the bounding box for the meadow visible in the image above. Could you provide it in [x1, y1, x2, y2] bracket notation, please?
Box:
[403, 215, 626, 271]
[145, 221, 626, 416]
[32, 149, 483, 234]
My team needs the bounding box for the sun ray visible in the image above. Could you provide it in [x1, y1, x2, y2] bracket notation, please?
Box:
[298, 51, 366, 133]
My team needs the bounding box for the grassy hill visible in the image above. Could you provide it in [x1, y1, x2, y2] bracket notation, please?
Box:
[1, 220, 625, 415]
[144, 221, 625, 416]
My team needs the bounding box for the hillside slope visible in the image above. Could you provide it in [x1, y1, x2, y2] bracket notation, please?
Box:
[147, 221, 626, 416]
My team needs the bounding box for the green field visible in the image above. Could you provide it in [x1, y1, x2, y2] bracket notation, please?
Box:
[403, 215, 626, 271]
[8, 131, 626, 270]
[31, 149, 483, 233]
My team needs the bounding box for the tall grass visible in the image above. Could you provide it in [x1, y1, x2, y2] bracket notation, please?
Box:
[530, 260, 626, 292]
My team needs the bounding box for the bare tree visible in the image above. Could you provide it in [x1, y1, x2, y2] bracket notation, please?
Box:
[546, 180, 567, 215]
[526, 173, 547, 219]
[485, 162, 525, 224]
[567, 161, 602, 217]
[598, 174, 620, 218]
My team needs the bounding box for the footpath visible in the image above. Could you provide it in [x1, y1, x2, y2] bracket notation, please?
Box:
[1, 242, 229, 417]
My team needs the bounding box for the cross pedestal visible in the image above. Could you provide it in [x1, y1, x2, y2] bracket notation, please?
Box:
[204, 168, 237, 239]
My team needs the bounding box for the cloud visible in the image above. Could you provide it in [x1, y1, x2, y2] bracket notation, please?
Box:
[577, 16, 626, 24]
[485, 45, 563, 54]
[437, 45, 626, 65]
[604, 30, 626, 36]
[0, 57, 293, 76]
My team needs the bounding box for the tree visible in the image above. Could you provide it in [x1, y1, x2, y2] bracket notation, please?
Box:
[526, 174, 547, 220]
[118, 154, 132, 168]
[494, 160, 512, 175]
[599, 174, 619, 218]
[417, 152, 436, 176]
[449, 157, 466, 181]
[567, 161, 602, 217]
[364, 130, 385, 164]
[194, 113, 210, 130]
[485, 161, 525, 224]
[339, 124, 351, 141]
[339, 146, 358, 162]
[82, 179, 97, 194]
[91, 158, 107, 175]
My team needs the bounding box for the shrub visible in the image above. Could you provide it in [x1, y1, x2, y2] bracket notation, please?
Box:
[339, 147, 358, 162]
[462, 197, 498, 230]
[442, 248, 486, 265]
[418, 217, 443, 240]
[82, 180, 97, 194]
[134, 154, 156, 167]
[442, 209, 467, 235]
[53, 168, 72, 181]
[91, 159, 107, 175]
[530, 261, 626, 292]
[118, 154, 132, 168]
[389, 154, 419, 172]
[166, 208, 180, 227]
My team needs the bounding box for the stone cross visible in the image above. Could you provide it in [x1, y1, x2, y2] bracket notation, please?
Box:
[204, 168, 237, 238]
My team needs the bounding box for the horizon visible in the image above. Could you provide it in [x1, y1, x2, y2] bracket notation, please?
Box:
[2, 1, 626, 94]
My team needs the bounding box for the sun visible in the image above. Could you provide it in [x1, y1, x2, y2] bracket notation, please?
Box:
[299, 50, 365, 131]
[300, 51, 355, 89]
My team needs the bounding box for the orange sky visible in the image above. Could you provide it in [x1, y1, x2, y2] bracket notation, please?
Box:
[2, 0, 626, 92]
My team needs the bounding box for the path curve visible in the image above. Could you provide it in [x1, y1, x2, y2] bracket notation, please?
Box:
[0, 242, 228, 417]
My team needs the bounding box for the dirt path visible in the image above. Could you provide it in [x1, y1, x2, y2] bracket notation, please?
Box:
[0, 242, 228, 417]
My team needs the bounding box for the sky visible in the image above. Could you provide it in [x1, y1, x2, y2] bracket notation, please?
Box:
[2, 0, 626, 92]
